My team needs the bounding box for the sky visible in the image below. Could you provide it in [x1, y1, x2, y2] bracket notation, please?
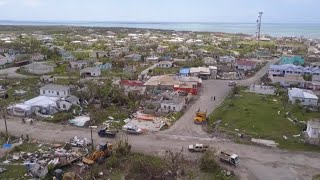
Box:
[0, 0, 319, 23]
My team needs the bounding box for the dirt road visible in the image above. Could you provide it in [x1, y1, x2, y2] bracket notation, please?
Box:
[0, 118, 319, 180]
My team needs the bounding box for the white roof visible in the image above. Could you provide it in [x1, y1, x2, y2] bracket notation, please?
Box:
[289, 88, 319, 100]
[190, 67, 210, 74]
[11, 96, 59, 111]
[231, 154, 238, 159]
[209, 66, 218, 70]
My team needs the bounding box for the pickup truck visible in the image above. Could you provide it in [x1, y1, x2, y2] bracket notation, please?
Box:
[188, 144, 209, 152]
[219, 151, 240, 166]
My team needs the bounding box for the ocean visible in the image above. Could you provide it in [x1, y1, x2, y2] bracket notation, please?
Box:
[0, 21, 320, 39]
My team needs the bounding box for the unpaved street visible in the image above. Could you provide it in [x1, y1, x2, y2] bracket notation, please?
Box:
[0, 118, 319, 180]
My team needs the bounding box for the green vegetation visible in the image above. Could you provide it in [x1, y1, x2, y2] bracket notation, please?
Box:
[209, 91, 320, 151]
[200, 150, 235, 180]
[45, 112, 74, 123]
[313, 174, 320, 180]
[0, 78, 39, 107]
[11, 143, 39, 153]
[0, 165, 26, 179]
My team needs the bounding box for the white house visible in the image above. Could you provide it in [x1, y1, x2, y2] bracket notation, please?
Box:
[57, 96, 80, 111]
[146, 56, 159, 63]
[157, 45, 169, 54]
[7, 96, 60, 117]
[31, 53, 46, 61]
[80, 67, 101, 77]
[219, 56, 236, 64]
[161, 98, 186, 112]
[288, 88, 319, 106]
[69, 60, 89, 69]
[268, 64, 320, 77]
[22, 62, 55, 75]
[203, 57, 217, 66]
[236, 60, 257, 71]
[190, 67, 211, 78]
[306, 120, 320, 139]
[157, 61, 173, 68]
[40, 84, 70, 98]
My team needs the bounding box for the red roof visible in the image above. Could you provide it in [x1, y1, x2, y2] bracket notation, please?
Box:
[236, 60, 256, 66]
[120, 80, 144, 86]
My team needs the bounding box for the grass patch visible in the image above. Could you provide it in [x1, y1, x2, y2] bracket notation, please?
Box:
[313, 174, 320, 180]
[209, 91, 320, 151]
[45, 112, 74, 123]
[0, 78, 39, 107]
[0, 165, 26, 179]
[11, 143, 39, 153]
[237, 40, 276, 46]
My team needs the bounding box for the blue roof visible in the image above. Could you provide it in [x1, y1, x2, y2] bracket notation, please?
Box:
[179, 68, 190, 74]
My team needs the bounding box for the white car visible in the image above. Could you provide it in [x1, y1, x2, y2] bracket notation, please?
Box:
[188, 144, 209, 152]
[123, 125, 142, 134]
[228, 81, 236, 86]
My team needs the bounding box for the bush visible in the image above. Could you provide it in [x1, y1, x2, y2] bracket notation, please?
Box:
[47, 112, 73, 123]
[200, 150, 220, 173]
[232, 86, 240, 95]
[127, 154, 170, 180]
[114, 139, 131, 158]
[106, 155, 120, 168]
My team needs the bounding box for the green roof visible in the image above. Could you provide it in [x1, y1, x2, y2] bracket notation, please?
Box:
[279, 56, 304, 65]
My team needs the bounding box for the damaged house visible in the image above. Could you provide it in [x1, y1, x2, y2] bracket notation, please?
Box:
[8, 84, 79, 117]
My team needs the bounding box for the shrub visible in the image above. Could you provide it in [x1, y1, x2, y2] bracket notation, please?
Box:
[200, 150, 220, 173]
[106, 155, 120, 168]
[114, 139, 131, 158]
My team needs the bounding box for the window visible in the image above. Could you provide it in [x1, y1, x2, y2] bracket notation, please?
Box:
[164, 105, 166, 109]
[43, 90, 45, 94]
[57, 92, 59, 95]
[63, 104, 66, 109]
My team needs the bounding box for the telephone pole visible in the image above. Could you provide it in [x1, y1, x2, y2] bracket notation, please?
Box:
[257, 12, 263, 47]
[2, 108, 8, 135]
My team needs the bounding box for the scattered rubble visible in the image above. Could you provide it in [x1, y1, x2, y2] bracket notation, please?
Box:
[69, 116, 91, 127]
[251, 138, 279, 147]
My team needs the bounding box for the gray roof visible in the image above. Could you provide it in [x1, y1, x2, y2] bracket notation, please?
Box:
[66, 95, 79, 104]
[80, 67, 101, 73]
[162, 98, 185, 105]
[40, 84, 70, 91]
[24, 62, 55, 70]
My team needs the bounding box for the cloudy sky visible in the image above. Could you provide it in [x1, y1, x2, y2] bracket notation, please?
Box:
[0, 0, 319, 23]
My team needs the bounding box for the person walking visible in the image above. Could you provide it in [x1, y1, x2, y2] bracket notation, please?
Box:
[214, 96, 216, 101]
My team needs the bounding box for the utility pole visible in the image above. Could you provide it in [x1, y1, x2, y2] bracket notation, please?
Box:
[257, 12, 263, 47]
[90, 126, 94, 150]
[2, 108, 8, 135]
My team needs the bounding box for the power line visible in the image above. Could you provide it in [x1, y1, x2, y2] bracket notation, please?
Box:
[257, 12, 263, 47]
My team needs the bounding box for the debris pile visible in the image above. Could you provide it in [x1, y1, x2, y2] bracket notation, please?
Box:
[1, 137, 91, 178]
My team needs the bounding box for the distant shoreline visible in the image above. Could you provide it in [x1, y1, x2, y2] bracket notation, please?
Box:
[0, 21, 320, 38]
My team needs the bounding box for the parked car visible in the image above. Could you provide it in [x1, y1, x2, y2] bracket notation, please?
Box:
[188, 144, 209, 152]
[122, 125, 142, 135]
[98, 129, 117, 138]
[228, 81, 236, 86]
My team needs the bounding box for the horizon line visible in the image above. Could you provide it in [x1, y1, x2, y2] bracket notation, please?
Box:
[0, 20, 320, 24]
